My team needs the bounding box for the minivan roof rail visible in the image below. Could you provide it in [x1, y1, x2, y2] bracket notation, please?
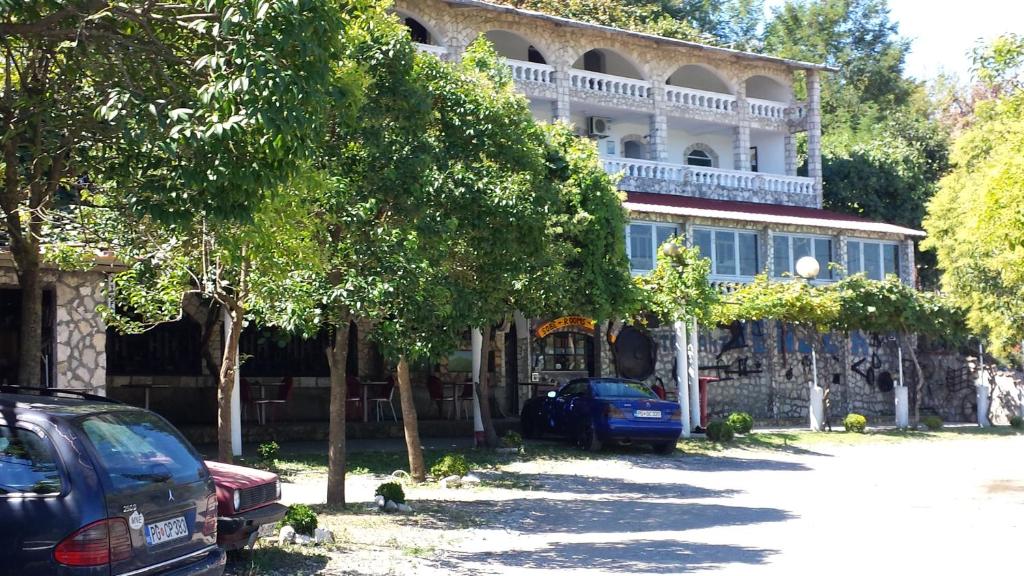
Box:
[0, 385, 123, 405]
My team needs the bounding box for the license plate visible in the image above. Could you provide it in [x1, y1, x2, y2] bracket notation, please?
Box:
[635, 410, 662, 418]
[145, 516, 189, 546]
[257, 523, 276, 538]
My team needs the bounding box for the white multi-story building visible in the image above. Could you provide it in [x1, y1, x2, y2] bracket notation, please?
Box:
[398, 0, 928, 423]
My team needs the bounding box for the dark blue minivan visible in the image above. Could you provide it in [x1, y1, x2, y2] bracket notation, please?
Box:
[0, 387, 225, 575]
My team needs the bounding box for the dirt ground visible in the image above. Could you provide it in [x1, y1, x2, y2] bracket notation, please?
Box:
[226, 432, 1024, 575]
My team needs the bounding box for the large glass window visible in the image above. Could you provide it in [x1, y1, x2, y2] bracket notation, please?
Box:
[773, 234, 834, 280]
[694, 228, 759, 278]
[0, 425, 63, 496]
[539, 333, 593, 372]
[628, 222, 678, 272]
[847, 240, 899, 280]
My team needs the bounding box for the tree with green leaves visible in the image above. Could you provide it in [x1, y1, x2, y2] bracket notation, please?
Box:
[924, 34, 1024, 362]
[93, 0, 357, 464]
[635, 236, 718, 326]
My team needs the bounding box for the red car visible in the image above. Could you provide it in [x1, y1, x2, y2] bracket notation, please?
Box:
[204, 461, 287, 551]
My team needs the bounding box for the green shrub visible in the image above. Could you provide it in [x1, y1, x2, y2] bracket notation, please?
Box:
[922, 415, 944, 430]
[843, 413, 867, 433]
[726, 412, 754, 434]
[374, 481, 406, 504]
[705, 420, 734, 442]
[1009, 415, 1023, 429]
[430, 453, 469, 479]
[257, 441, 280, 462]
[502, 430, 523, 448]
[281, 504, 317, 535]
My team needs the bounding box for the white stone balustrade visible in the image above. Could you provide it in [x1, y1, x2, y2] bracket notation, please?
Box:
[414, 42, 448, 58]
[570, 69, 651, 99]
[748, 97, 788, 120]
[505, 59, 555, 84]
[603, 157, 815, 195]
[664, 86, 738, 113]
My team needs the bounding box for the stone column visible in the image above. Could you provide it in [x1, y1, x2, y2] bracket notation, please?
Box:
[648, 92, 668, 162]
[837, 236, 849, 278]
[732, 124, 751, 171]
[764, 227, 775, 277]
[784, 132, 798, 176]
[902, 238, 917, 287]
[447, 41, 468, 62]
[806, 70, 824, 207]
[551, 62, 572, 123]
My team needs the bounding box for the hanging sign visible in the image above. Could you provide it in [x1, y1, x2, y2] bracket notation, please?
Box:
[535, 316, 596, 338]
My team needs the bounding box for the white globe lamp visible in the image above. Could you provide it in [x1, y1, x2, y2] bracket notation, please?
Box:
[795, 256, 820, 280]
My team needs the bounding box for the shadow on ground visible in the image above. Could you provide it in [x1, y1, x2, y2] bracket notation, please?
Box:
[441, 538, 777, 574]
[223, 546, 330, 576]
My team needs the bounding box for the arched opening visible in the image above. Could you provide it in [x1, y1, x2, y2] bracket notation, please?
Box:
[684, 144, 718, 168]
[397, 13, 437, 45]
[745, 75, 790, 101]
[666, 64, 732, 94]
[622, 136, 647, 160]
[483, 30, 547, 64]
[572, 48, 643, 79]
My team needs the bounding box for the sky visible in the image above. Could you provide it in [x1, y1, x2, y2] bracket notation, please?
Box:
[764, 0, 1024, 82]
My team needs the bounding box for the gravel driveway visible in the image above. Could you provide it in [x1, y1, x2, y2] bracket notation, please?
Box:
[235, 433, 1024, 575]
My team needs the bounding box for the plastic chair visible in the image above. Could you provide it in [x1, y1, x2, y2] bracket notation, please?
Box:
[254, 377, 293, 425]
[346, 375, 365, 422]
[427, 376, 456, 419]
[367, 377, 398, 422]
[458, 381, 474, 420]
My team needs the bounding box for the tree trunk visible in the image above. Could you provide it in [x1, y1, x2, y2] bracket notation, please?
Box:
[325, 318, 350, 506]
[903, 333, 926, 425]
[216, 305, 243, 464]
[396, 355, 426, 482]
[475, 324, 500, 448]
[14, 252, 42, 386]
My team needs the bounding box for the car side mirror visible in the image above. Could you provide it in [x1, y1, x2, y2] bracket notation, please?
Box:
[547, 391, 556, 398]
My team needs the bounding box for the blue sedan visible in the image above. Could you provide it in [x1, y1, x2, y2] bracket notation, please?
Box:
[520, 378, 683, 454]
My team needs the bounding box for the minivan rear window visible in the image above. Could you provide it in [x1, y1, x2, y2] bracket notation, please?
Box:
[78, 411, 205, 490]
[0, 425, 63, 496]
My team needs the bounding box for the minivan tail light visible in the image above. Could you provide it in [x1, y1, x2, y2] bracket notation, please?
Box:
[54, 518, 132, 567]
[204, 493, 218, 537]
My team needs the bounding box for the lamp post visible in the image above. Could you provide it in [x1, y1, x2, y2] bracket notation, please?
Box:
[794, 256, 825, 431]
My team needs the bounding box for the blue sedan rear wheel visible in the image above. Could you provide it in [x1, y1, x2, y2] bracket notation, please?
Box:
[577, 423, 603, 452]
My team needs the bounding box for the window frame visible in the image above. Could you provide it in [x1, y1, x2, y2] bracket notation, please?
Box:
[692, 226, 761, 281]
[846, 239, 900, 280]
[626, 220, 679, 274]
[772, 233, 835, 282]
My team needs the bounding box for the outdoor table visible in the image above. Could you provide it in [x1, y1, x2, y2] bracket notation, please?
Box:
[120, 383, 171, 409]
[252, 381, 288, 425]
[363, 381, 389, 422]
[448, 381, 474, 419]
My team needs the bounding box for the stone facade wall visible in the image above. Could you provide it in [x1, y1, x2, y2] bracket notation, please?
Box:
[1, 266, 107, 393]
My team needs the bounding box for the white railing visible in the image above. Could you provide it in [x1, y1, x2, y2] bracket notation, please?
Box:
[747, 97, 788, 120]
[505, 59, 555, 85]
[664, 86, 738, 113]
[570, 69, 651, 99]
[414, 42, 447, 58]
[602, 157, 815, 195]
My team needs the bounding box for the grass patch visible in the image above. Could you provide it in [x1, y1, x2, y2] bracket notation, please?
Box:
[403, 545, 436, 558]
[224, 544, 330, 576]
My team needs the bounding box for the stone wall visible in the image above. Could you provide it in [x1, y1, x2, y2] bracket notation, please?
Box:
[0, 266, 108, 393]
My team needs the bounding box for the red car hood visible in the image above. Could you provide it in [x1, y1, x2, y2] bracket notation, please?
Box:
[205, 460, 278, 490]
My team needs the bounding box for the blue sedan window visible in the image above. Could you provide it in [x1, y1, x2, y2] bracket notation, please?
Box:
[591, 381, 657, 399]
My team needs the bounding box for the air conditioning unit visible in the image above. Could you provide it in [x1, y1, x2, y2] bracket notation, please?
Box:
[588, 116, 612, 138]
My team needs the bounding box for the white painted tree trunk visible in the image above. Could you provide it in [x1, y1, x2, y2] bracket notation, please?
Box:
[894, 386, 909, 429]
[224, 307, 241, 457]
[688, 318, 701, 429]
[673, 321, 691, 437]
[471, 328, 484, 444]
[809, 383, 824, 432]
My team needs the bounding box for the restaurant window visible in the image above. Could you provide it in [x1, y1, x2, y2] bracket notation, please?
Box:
[627, 221, 678, 272]
[847, 240, 898, 280]
[538, 332, 593, 372]
[693, 228, 759, 278]
[773, 234, 833, 280]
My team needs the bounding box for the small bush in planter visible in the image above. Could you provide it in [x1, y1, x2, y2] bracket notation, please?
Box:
[843, 413, 867, 433]
[706, 420, 734, 442]
[430, 453, 470, 479]
[502, 430, 524, 448]
[257, 440, 280, 461]
[375, 481, 406, 504]
[1009, 415, 1023, 429]
[922, 415, 943, 430]
[281, 504, 317, 536]
[726, 412, 754, 434]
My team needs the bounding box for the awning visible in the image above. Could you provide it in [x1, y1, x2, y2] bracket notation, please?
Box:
[623, 192, 925, 238]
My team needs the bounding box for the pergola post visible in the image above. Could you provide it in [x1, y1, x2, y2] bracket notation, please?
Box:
[471, 328, 485, 444]
[674, 321, 692, 437]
